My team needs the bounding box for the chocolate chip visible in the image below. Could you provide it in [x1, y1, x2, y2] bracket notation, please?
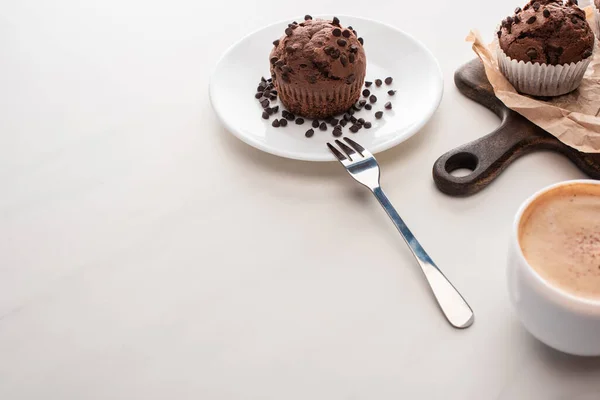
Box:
[342, 30, 351, 38]
[375, 111, 383, 119]
[546, 45, 564, 64]
[285, 27, 293, 36]
[273, 39, 280, 47]
[332, 28, 342, 37]
[514, 15, 521, 24]
[292, 118, 303, 126]
[331, 49, 341, 59]
[346, 74, 356, 84]
[353, 103, 362, 111]
[305, 128, 314, 138]
[347, 108, 355, 115]
[272, 119, 280, 127]
[526, 48, 538, 60]
[260, 99, 269, 108]
[343, 113, 351, 121]
[543, 9, 550, 18]
[340, 119, 348, 127]
[275, 60, 284, 67]
[527, 16, 536, 24]
[304, 14, 312, 20]
[281, 74, 290, 82]
[333, 128, 342, 137]
[358, 117, 365, 125]
[497, 30, 502, 38]
[270, 56, 278, 65]
[291, 24, 298, 29]
[572, 17, 578, 24]
[348, 53, 355, 63]
[266, 107, 275, 115]
[308, 75, 317, 84]
[332, 16, 340, 25]
[364, 122, 372, 129]
[269, 94, 277, 101]
[330, 118, 339, 126]
[363, 89, 370, 97]
[532, 2, 540, 11]
[262, 111, 269, 119]
[312, 119, 320, 128]
[369, 95, 377, 103]
[285, 112, 295, 121]
[279, 118, 288, 127]
[364, 104, 372, 110]
[347, 26, 353, 30]
[352, 30, 357, 36]
[299, 64, 307, 68]
[385, 77, 393, 85]
[271, 106, 279, 113]
[584, 48, 593, 58]
[324, 45, 334, 55]
[515, 6, 522, 14]
[375, 79, 382, 87]
[365, 81, 372, 87]
[285, 45, 295, 53]
[349, 125, 360, 133]
[384, 102, 392, 110]
[319, 122, 327, 131]
[388, 90, 396, 96]
[337, 38, 347, 47]
[255, 92, 263, 99]
[359, 99, 367, 107]
[340, 55, 348, 66]
[349, 45, 358, 53]
[350, 116, 357, 123]
[358, 38, 363, 45]
[570, 0, 578, 5]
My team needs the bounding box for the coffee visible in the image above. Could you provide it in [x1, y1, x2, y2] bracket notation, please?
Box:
[519, 183, 600, 301]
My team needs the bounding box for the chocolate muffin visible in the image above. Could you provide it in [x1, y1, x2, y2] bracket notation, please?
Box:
[496, 0, 595, 96]
[269, 17, 366, 119]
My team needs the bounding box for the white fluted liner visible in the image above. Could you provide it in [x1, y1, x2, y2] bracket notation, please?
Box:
[496, 46, 593, 97]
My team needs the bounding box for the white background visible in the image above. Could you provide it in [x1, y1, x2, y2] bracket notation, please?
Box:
[1, 0, 600, 399]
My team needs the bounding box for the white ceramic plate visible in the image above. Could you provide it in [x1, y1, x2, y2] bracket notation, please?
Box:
[210, 16, 443, 162]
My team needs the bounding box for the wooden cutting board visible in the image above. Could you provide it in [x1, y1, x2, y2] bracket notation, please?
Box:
[432, 59, 600, 197]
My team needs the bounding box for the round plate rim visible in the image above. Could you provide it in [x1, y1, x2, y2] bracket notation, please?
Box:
[209, 15, 444, 162]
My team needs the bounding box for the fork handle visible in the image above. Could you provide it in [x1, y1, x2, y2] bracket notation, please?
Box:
[372, 187, 474, 329]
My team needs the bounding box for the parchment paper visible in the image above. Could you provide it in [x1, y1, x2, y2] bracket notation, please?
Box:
[467, 7, 600, 153]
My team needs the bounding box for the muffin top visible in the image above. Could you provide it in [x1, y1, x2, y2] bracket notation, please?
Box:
[497, 0, 594, 65]
[269, 17, 366, 87]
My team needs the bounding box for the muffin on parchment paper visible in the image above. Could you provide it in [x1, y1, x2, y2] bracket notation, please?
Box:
[269, 16, 366, 119]
[496, 0, 595, 97]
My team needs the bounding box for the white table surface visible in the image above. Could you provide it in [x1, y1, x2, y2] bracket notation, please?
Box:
[2, 0, 600, 399]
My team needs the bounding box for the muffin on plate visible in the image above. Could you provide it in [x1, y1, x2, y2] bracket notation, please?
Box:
[496, 0, 595, 96]
[269, 16, 366, 119]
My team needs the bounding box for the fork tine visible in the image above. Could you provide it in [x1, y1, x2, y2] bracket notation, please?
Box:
[327, 142, 348, 161]
[343, 137, 370, 157]
[335, 139, 358, 161]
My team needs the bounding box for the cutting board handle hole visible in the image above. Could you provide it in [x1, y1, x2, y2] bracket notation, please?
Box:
[445, 152, 479, 177]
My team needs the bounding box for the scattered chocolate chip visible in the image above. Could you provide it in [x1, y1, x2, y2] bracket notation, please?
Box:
[324, 117, 333, 124]
[285, 112, 295, 121]
[358, 118, 365, 125]
[353, 103, 362, 111]
[375, 79, 382, 87]
[269, 94, 277, 101]
[349, 44, 358, 53]
[304, 14, 312, 20]
[333, 128, 342, 137]
[365, 81, 372, 87]
[349, 125, 360, 133]
[584, 48, 593, 58]
[305, 128, 314, 138]
[340, 55, 348, 66]
[312, 119, 320, 128]
[340, 119, 348, 127]
[350, 116, 357, 123]
[260, 99, 269, 108]
[342, 30, 351, 38]
[349, 53, 355, 63]
[332, 16, 340, 25]
[388, 90, 396, 96]
[255, 92, 263, 99]
[515, 6, 522, 14]
[364, 122, 372, 129]
[279, 118, 288, 127]
[272, 119, 280, 127]
[346, 74, 356, 84]
[363, 89, 370, 97]
[330, 118, 339, 126]
[343, 113, 351, 121]
[348, 108, 355, 115]
[375, 111, 383, 119]
[527, 16, 536, 24]
[359, 99, 367, 107]
[267, 78, 272, 82]
[285, 27, 293, 36]
[273, 39, 280, 47]
[364, 104, 372, 110]
[385, 77, 393, 85]
[337, 38, 347, 47]
[369, 95, 377, 103]
[358, 37, 364, 45]
[384, 102, 392, 110]
[262, 111, 269, 119]
[333, 28, 342, 37]
[293, 118, 303, 125]
[532, 2, 540, 11]
[271, 106, 279, 113]
[319, 122, 327, 131]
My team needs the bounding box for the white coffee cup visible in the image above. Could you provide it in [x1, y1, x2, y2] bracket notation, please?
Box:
[507, 179, 600, 356]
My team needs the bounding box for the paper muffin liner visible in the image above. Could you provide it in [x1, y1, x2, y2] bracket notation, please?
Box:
[275, 71, 365, 119]
[496, 45, 593, 97]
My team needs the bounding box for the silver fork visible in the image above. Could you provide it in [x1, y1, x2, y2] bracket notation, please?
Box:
[328, 137, 474, 329]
